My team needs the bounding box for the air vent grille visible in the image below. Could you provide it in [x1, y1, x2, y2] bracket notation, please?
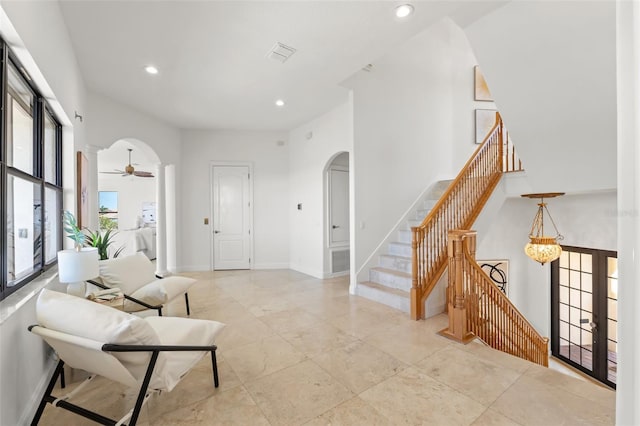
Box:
[331, 249, 350, 274]
[267, 42, 297, 63]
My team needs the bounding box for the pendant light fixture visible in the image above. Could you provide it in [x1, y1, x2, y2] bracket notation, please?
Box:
[521, 192, 565, 265]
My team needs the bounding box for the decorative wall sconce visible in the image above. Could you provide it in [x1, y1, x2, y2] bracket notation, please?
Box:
[521, 192, 565, 265]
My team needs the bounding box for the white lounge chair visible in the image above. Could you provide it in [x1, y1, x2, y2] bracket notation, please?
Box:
[29, 289, 225, 425]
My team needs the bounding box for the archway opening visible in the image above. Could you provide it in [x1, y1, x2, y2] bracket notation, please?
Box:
[324, 152, 350, 276]
[97, 138, 160, 260]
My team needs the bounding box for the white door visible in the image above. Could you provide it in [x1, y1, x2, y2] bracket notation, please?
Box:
[211, 165, 251, 270]
[329, 168, 349, 246]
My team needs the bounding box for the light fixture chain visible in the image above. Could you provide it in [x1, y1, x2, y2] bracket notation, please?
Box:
[543, 204, 563, 240]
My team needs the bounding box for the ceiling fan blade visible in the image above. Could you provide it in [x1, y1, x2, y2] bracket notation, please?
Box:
[133, 171, 154, 178]
[100, 170, 125, 174]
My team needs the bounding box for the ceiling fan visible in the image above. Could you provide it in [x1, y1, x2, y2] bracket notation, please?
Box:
[100, 148, 154, 178]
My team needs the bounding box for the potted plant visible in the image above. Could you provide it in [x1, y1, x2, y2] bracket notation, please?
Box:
[85, 228, 125, 261]
[63, 210, 86, 250]
[63, 211, 124, 260]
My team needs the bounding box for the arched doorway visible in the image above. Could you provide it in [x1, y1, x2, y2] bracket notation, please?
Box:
[97, 139, 162, 262]
[324, 152, 350, 276]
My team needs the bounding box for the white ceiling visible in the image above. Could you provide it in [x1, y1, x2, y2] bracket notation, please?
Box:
[59, 1, 505, 131]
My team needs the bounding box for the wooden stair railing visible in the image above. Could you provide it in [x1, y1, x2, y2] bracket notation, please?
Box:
[441, 230, 549, 367]
[410, 112, 521, 320]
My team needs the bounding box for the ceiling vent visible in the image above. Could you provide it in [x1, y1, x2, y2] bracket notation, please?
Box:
[267, 42, 297, 63]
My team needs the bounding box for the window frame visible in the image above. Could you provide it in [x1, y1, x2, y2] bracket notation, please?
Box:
[1, 38, 63, 300]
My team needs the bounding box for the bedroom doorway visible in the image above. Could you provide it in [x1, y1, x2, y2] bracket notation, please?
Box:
[210, 163, 253, 270]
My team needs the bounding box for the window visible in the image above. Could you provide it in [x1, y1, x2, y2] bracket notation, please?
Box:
[98, 191, 118, 230]
[1, 39, 63, 300]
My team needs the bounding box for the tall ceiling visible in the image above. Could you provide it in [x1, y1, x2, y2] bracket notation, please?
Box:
[59, 1, 505, 131]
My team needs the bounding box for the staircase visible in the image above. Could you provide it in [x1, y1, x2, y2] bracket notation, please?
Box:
[356, 112, 525, 320]
[357, 181, 450, 313]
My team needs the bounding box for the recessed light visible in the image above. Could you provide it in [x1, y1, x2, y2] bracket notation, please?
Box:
[144, 65, 159, 75]
[395, 4, 414, 18]
[275, 99, 285, 107]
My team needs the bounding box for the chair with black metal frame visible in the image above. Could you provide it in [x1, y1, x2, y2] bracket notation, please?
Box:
[93, 252, 196, 317]
[29, 289, 225, 426]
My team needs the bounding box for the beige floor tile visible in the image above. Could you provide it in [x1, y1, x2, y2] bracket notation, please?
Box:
[490, 375, 615, 425]
[215, 315, 275, 351]
[471, 408, 523, 426]
[239, 293, 302, 317]
[458, 339, 535, 374]
[146, 357, 241, 419]
[524, 363, 616, 410]
[40, 270, 616, 426]
[191, 299, 256, 324]
[416, 346, 522, 405]
[312, 340, 407, 394]
[151, 385, 270, 425]
[279, 321, 359, 357]
[303, 396, 391, 425]
[364, 321, 452, 365]
[359, 366, 487, 425]
[260, 306, 325, 334]
[327, 307, 404, 338]
[297, 294, 364, 319]
[246, 359, 354, 426]
[223, 334, 307, 383]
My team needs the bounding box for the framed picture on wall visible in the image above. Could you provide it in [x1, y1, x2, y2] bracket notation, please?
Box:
[474, 66, 494, 101]
[475, 109, 498, 144]
[477, 259, 509, 296]
[76, 151, 89, 228]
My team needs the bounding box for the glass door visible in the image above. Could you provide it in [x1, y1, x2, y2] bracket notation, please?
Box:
[551, 246, 617, 388]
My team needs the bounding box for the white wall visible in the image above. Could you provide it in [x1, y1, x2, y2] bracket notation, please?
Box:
[180, 129, 289, 271]
[0, 2, 86, 425]
[477, 192, 617, 337]
[463, 1, 617, 194]
[288, 100, 353, 278]
[343, 18, 480, 272]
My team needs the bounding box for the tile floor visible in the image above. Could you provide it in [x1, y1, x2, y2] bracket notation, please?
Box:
[39, 270, 615, 425]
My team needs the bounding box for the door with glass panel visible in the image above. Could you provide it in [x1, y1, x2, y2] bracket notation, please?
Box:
[551, 246, 617, 388]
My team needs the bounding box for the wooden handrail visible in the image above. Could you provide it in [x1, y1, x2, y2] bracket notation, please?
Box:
[411, 112, 524, 319]
[441, 230, 549, 367]
[460, 238, 548, 366]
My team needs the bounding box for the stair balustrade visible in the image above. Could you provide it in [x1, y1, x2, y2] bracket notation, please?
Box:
[441, 230, 549, 367]
[411, 112, 521, 319]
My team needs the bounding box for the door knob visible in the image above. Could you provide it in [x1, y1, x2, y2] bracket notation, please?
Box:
[589, 321, 597, 331]
[332, 225, 340, 229]
[214, 230, 220, 234]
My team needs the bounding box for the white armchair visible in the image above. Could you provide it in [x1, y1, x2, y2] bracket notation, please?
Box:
[91, 252, 196, 315]
[29, 289, 225, 425]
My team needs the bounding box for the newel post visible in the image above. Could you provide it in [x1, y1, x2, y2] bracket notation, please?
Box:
[410, 227, 421, 320]
[439, 230, 475, 344]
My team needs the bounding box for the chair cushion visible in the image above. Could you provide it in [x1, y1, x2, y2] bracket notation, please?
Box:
[36, 289, 164, 380]
[124, 276, 197, 312]
[144, 316, 225, 391]
[99, 252, 156, 294]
